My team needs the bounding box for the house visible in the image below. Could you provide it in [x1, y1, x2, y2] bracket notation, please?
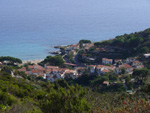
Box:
[30, 69, 45, 76]
[84, 43, 94, 50]
[135, 65, 144, 69]
[96, 65, 115, 75]
[46, 71, 63, 83]
[132, 60, 143, 67]
[28, 65, 45, 70]
[144, 53, 150, 58]
[64, 69, 77, 79]
[87, 65, 96, 73]
[25, 71, 30, 75]
[75, 67, 87, 74]
[0, 62, 2, 65]
[114, 59, 122, 64]
[102, 58, 113, 65]
[18, 67, 26, 72]
[46, 75, 55, 83]
[124, 58, 136, 64]
[65, 63, 77, 67]
[65, 44, 79, 51]
[115, 64, 133, 74]
[44, 65, 59, 69]
[103, 81, 109, 86]
[101, 69, 111, 74]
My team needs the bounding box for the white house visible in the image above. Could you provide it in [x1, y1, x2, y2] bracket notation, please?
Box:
[144, 53, 150, 58]
[102, 58, 113, 65]
[132, 60, 143, 67]
[96, 65, 115, 75]
[115, 64, 133, 74]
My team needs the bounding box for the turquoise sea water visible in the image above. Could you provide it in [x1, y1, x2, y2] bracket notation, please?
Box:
[0, 0, 150, 60]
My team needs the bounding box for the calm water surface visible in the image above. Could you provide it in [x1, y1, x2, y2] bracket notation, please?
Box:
[0, 0, 150, 60]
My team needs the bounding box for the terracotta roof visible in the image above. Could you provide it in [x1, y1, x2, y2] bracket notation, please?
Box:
[65, 70, 76, 74]
[118, 75, 122, 79]
[70, 44, 79, 48]
[25, 71, 30, 75]
[28, 65, 34, 69]
[115, 59, 122, 62]
[133, 60, 141, 63]
[88, 65, 96, 67]
[76, 67, 87, 70]
[32, 69, 44, 73]
[101, 69, 110, 73]
[96, 65, 115, 70]
[65, 63, 77, 66]
[102, 58, 113, 61]
[18, 67, 26, 72]
[119, 64, 132, 69]
[103, 81, 109, 84]
[46, 66, 59, 69]
[28, 65, 44, 70]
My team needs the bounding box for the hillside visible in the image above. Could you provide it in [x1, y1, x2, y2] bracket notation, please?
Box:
[1, 28, 150, 113]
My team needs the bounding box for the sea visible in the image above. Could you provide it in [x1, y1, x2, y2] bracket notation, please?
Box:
[0, 0, 150, 60]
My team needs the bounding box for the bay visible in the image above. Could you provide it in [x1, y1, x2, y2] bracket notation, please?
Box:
[0, 0, 150, 60]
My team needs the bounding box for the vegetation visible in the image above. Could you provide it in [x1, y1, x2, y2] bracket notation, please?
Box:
[0, 56, 22, 64]
[0, 67, 90, 113]
[79, 40, 91, 44]
[1, 63, 150, 112]
[1, 28, 150, 112]
[40, 55, 65, 67]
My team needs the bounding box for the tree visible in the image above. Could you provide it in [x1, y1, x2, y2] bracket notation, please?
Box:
[140, 47, 149, 54]
[79, 40, 91, 44]
[133, 68, 150, 81]
[0, 56, 22, 64]
[121, 68, 126, 74]
[43, 55, 64, 67]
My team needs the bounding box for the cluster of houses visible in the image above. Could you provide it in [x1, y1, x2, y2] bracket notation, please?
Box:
[88, 58, 144, 75]
[17, 57, 144, 83]
[18, 64, 80, 82]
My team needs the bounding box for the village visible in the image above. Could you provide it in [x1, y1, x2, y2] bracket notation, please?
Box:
[15, 41, 150, 92]
[0, 40, 150, 94]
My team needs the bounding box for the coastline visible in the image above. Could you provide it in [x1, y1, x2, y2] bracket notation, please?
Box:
[22, 59, 44, 65]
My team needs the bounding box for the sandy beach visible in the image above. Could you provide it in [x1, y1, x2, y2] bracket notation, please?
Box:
[22, 59, 44, 65]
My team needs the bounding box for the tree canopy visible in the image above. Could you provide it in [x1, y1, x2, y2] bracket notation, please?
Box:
[0, 56, 22, 64]
[42, 55, 64, 67]
[79, 40, 91, 44]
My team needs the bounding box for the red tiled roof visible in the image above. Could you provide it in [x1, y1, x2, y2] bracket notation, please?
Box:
[32, 69, 44, 73]
[115, 59, 122, 62]
[65, 63, 77, 66]
[103, 81, 109, 84]
[76, 67, 86, 69]
[88, 65, 96, 67]
[18, 67, 26, 72]
[28, 65, 34, 69]
[101, 69, 110, 73]
[96, 65, 115, 70]
[120, 64, 132, 69]
[133, 60, 141, 63]
[102, 58, 113, 61]
[65, 70, 76, 74]
[46, 66, 59, 69]
[25, 71, 30, 75]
